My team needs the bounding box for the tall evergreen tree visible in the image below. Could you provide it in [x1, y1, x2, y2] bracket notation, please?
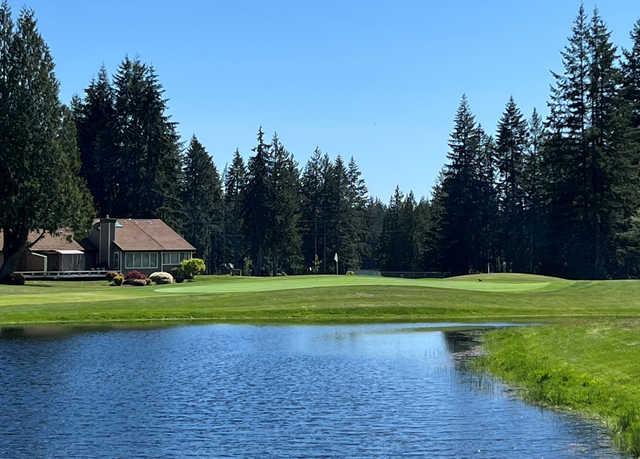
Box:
[223, 149, 247, 269]
[0, 5, 93, 280]
[300, 148, 326, 271]
[522, 109, 546, 272]
[111, 58, 183, 228]
[242, 127, 271, 275]
[495, 97, 529, 271]
[436, 96, 493, 274]
[73, 66, 117, 215]
[182, 136, 222, 272]
[268, 133, 302, 273]
[344, 157, 369, 271]
[362, 197, 385, 270]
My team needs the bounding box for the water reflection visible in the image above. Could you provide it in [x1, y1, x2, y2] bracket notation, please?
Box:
[0, 323, 622, 458]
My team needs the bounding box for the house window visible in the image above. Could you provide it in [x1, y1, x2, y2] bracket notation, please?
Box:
[125, 252, 158, 269]
[162, 252, 192, 265]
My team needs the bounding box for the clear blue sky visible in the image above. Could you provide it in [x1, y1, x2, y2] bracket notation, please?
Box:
[7, 0, 639, 200]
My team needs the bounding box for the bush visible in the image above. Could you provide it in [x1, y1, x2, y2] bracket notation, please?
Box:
[180, 258, 206, 280]
[112, 274, 124, 286]
[149, 271, 174, 285]
[7, 272, 25, 285]
[124, 278, 147, 287]
[170, 266, 185, 283]
[105, 271, 119, 281]
[125, 270, 146, 281]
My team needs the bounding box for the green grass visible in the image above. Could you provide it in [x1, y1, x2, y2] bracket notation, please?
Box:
[2, 272, 640, 453]
[0, 273, 632, 325]
[479, 322, 640, 455]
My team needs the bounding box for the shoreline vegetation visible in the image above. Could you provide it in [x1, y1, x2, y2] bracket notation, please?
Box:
[478, 323, 640, 456]
[2, 273, 640, 453]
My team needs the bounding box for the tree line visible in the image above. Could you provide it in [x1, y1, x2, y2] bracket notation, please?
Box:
[2, 3, 640, 280]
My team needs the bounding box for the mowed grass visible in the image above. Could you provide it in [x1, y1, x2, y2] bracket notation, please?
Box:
[0, 273, 634, 325]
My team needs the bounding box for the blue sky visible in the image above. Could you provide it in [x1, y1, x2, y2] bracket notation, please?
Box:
[7, 0, 639, 200]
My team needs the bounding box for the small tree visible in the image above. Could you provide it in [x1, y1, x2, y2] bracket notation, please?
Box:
[180, 258, 206, 280]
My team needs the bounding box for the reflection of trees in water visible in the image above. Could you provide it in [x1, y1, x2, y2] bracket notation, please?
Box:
[443, 329, 483, 354]
[443, 329, 503, 396]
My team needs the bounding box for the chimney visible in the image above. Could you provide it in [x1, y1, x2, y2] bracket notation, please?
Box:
[98, 216, 117, 268]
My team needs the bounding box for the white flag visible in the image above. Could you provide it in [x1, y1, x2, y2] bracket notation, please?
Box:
[334, 253, 338, 262]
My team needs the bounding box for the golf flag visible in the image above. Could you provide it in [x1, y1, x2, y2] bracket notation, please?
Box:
[334, 253, 338, 262]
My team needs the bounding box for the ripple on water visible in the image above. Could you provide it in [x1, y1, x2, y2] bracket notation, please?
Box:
[0, 323, 623, 458]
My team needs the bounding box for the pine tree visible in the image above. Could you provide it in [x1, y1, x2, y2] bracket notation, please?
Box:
[362, 197, 385, 270]
[379, 187, 404, 271]
[300, 148, 326, 271]
[0, 5, 93, 280]
[182, 136, 222, 272]
[344, 157, 369, 271]
[223, 149, 246, 269]
[523, 109, 546, 272]
[323, 156, 351, 273]
[436, 95, 491, 274]
[242, 127, 271, 275]
[111, 58, 183, 228]
[622, 20, 640, 130]
[268, 133, 302, 273]
[73, 66, 117, 215]
[495, 97, 529, 271]
[544, 5, 593, 277]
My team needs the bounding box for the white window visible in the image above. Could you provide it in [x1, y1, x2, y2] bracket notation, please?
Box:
[125, 252, 158, 269]
[162, 251, 192, 265]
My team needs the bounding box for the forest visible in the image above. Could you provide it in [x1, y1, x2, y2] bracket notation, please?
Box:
[1, 4, 640, 279]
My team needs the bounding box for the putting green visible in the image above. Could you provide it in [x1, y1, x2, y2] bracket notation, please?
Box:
[160, 274, 570, 295]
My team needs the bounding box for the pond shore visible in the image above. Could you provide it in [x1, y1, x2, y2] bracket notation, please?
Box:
[479, 322, 640, 456]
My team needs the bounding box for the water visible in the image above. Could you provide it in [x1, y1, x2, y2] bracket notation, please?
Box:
[0, 323, 621, 458]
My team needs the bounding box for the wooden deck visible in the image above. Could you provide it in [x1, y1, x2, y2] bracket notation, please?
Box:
[17, 270, 109, 280]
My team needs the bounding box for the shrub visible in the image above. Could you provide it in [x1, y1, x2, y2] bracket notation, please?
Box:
[180, 258, 206, 280]
[170, 266, 185, 283]
[125, 270, 146, 281]
[105, 271, 119, 281]
[7, 272, 25, 285]
[149, 272, 175, 285]
[112, 274, 124, 286]
[124, 278, 147, 287]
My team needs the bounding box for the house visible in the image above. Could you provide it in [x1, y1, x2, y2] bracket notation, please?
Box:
[0, 218, 195, 276]
[0, 230, 88, 272]
[88, 218, 196, 275]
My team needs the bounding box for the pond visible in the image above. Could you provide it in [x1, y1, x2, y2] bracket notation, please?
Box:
[0, 323, 621, 458]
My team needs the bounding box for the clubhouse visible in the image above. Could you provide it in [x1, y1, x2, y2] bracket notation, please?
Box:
[0, 217, 195, 275]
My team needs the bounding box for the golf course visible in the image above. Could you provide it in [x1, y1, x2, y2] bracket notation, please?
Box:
[2, 272, 640, 454]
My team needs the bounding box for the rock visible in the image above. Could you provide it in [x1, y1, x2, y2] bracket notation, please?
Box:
[149, 271, 175, 285]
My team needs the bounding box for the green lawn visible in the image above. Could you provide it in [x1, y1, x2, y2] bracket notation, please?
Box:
[0, 273, 631, 325]
[2, 273, 640, 453]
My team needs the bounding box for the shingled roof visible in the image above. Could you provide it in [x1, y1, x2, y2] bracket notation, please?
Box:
[112, 219, 195, 251]
[0, 230, 85, 252]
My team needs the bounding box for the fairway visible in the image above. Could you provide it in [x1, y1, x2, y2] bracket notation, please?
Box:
[160, 274, 568, 295]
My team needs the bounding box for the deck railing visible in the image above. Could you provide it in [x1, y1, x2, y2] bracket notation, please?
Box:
[16, 270, 109, 280]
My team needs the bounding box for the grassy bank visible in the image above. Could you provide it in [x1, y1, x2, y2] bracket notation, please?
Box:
[0, 273, 639, 325]
[480, 323, 640, 455]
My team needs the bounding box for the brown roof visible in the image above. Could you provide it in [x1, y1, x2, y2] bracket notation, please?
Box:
[0, 229, 85, 252]
[112, 219, 195, 252]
